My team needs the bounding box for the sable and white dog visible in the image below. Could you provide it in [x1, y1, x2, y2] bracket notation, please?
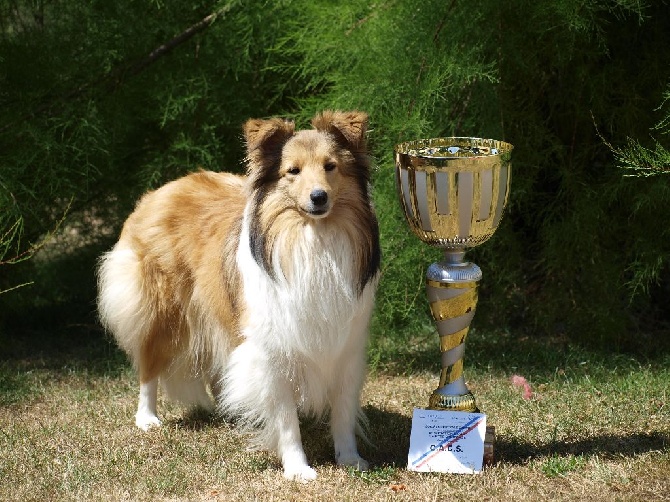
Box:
[97, 111, 380, 481]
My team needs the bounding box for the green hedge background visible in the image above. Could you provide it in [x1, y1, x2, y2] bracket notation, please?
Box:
[1, 0, 669, 354]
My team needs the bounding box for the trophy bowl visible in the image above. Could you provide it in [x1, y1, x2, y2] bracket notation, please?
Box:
[394, 137, 513, 414]
[395, 137, 512, 249]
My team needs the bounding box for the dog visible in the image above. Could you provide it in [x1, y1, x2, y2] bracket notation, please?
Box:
[97, 110, 380, 481]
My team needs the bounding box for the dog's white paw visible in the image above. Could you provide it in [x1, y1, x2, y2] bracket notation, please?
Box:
[283, 464, 317, 482]
[135, 411, 162, 431]
[337, 454, 369, 471]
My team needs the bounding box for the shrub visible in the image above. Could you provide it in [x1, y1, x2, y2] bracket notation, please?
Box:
[2, 0, 669, 351]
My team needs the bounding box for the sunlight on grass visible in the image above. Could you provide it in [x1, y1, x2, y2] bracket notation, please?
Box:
[539, 454, 587, 478]
[346, 465, 399, 484]
[0, 333, 668, 501]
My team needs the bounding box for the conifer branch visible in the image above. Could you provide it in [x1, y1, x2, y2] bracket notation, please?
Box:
[0, 4, 234, 134]
[432, 0, 457, 45]
[123, 5, 234, 79]
[0, 197, 72, 267]
[345, 1, 394, 35]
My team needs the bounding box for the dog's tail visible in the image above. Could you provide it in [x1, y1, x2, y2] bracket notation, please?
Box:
[97, 245, 151, 363]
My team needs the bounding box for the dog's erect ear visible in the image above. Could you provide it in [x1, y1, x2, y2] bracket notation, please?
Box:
[244, 118, 295, 169]
[311, 110, 369, 152]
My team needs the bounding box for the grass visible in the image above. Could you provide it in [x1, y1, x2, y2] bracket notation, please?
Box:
[0, 319, 668, 501]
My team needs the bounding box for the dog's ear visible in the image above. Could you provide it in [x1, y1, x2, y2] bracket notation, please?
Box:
[311, 110, 369, 152]
[243, 118, 295, 169]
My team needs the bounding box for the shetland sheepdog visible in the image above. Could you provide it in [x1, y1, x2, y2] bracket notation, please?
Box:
[97, 111, 380, 481]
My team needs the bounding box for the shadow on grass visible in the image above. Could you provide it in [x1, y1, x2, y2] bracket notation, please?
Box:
[109, 403, 670, 478]
[361, 406, 669, 469]
[0, 236, 129, 372]
[156, 408, 670, 477]
[163, 404, 414, 470]
[497, 431, 670, 465]
[169, 408, 229, 431]
[0, 237, 133, 406]
[362, 405, 413, 468]
[373, 326, 670, 382]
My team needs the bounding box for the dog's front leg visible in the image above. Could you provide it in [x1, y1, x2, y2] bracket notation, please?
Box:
[330, 400, 368, 471]
[329, 302, 374, 471]
[223, 341, 317, 481]
[274, 396, 317, 482]
[329, 352, 369, 470]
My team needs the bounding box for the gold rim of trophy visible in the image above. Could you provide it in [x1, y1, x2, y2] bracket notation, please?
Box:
[395, 137, 513, 171]
[394, 136, 513, 248]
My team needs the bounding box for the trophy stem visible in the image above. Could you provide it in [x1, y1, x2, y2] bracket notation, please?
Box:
[426, 249, 481, 412]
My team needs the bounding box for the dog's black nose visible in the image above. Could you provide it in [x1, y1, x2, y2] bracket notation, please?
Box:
[310, 189, 328, 207]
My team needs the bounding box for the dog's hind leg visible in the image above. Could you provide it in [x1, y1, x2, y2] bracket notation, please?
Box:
[134, 325, 172, 431]
[135, 378, 161, 431]
[161, 359, 215, 413]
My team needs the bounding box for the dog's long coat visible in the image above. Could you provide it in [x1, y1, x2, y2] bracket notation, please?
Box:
[97, 111, 380, 481]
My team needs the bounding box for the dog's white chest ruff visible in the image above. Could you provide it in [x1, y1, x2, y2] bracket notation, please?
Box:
[237, 213, 364, 357]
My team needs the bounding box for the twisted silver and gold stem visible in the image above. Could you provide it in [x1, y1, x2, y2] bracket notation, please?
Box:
[425, 249, 481, 412]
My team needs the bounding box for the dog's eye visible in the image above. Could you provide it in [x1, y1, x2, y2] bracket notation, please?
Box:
[287, 166, 301, 175]
[324, 162, 336, 172]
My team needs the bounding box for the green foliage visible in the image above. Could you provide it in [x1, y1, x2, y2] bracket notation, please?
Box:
[488, 1, 670, 344]
[1, 0, 670, 350]
[271, 0, 504, 341]
[271, 0, 670, 346]
[0, 0, 297, 294]
[608, 87, 670, 319]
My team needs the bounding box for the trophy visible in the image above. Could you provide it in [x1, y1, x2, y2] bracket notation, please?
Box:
[395, 137, 512, 467]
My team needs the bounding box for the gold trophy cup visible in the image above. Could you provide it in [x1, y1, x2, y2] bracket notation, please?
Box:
[395, 137, 513, 465]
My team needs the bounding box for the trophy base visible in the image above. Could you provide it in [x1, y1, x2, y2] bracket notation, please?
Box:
[428, 390, 478, 412]
[484, 425, 495, 466]
[427, 391, 496, 466]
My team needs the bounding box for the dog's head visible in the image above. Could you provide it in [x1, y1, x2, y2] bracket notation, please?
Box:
[244, 111, 378, 287]
[244, 110, 369, 220]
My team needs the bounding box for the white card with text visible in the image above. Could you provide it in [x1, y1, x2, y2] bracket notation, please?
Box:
[407, 408, 486, 474]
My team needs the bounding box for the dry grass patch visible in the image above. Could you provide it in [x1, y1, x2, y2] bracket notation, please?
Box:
[1, 346, 668, 501]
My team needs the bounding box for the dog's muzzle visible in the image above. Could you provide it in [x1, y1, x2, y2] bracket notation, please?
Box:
[307, 189, 330, 216]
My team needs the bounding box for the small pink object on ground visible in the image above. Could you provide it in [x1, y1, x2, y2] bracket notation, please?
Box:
[511, 374, 533, 400]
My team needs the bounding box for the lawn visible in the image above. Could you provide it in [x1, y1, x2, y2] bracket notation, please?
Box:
[1, 322, 668, 501]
